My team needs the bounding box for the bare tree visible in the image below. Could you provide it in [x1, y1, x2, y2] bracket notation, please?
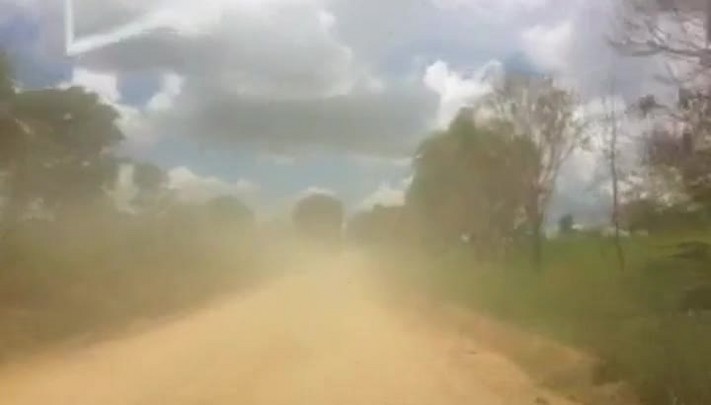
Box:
[615, 1, 711, 212]
[613, 0, 711, 114]
[602, 81, 627, 271]
[485, 75, 587, 272]
[614, 0, 711, 62]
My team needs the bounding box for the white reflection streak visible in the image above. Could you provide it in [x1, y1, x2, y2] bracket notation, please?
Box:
[64, 0, 163, 56]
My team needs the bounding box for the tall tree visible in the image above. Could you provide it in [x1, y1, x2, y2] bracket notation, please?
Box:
[485, 75, 586, 271]
[614, 0, 711, 64]
[640, 92, 711, 210]
[407, 110, 537, 256]
[132, 162, 169, 212]
[205, 195, 255, 229]
[0, 79, 124, 232]
[558, 214, 575, 235]
[602, 88, 627, 271]
[12, 87, 123, 215]
[0, 53, 13, 101]
[0, 56, 29, 234]
[615, 1, 711, 208]
[348, 205, 405, 245]
[292, 193, 344, 242]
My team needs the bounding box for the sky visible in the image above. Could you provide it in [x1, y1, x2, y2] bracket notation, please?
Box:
[0, 0, 670, 223]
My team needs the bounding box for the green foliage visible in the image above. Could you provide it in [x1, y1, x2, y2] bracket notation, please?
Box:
[126, 162, 171, 213]
[408, 111, 536, 252]
[1, 85, 124, 225]
[0, 53, 14, 101]
[558, 214, 575, 235]
[0, 211, 261, 361]
[133, 163, 164, 190]
[0, 54, 262, 363]
[348, 205, 406, 245]
[486, 75, 586, 271]
[205, 195, 255, 228]
[622, 198, 711, 234]
[293, 193, 344, 240]
[394, 234, 711, 405]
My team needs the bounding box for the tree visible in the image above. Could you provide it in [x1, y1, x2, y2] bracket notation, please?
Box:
[407, 110, 537, 256]
[613, 0, 711, 65]
[558, 214, 575, 235]
[0, 52, 14, 101]
[348, 204, 406, 245]
[615, 1, 711, 215]
[205, 195, 255, 229]
[0, 79, 124, 235]
[484, 75, 586, 271]
[638, 89, 711, 214]
[601, 87, 627, 271]
[0, 55, 25, 233]
[292, 193, 344, 242]
[132, 162, 168, 211]
[622, 197, 659, 232]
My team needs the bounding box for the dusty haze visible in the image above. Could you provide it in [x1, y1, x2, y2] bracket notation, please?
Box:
[0, 248, 576, 405]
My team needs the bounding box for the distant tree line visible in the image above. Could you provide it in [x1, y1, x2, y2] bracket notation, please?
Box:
[0, 53, 255, 242]
[349, 74, 586, 270]
[0, 53, 259, 358]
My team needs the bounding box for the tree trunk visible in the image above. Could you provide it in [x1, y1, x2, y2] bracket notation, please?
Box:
[611, 147, 626, 271]
[0, 159, 27, 268]
[608, 91, 626, 271]
[531, 214, 543, 273]
[1, 162, 22, 238]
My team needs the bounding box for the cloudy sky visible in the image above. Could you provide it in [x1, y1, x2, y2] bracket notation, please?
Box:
[0, 0, 666, 221]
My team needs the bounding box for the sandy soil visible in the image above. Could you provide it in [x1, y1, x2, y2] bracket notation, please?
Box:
[0, 253, 577, 405]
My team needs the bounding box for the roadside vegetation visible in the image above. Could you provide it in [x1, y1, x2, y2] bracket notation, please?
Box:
[3, 1, 711, 404]
[0, 56, 263, 362]
[354, 157, 711, 404]
[348, 4, 711, 401]
[375, 233, 711, 405]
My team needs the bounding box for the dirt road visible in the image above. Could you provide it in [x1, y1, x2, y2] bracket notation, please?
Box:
[0, 253, 576, 405]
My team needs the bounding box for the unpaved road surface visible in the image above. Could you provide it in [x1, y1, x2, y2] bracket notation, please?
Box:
[0, 254, 576, 405]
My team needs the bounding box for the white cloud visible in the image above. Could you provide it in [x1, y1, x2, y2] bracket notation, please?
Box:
[75, 0, 365, 100]
[61, 68, 167, 153]
[518, 0, 668, 101]
[431, 0, 550, 18]
[8, 0, 680, 222]
[167, 166, 258, 204]
[59, 67, 170, 154]
[359, 177, 412, 210]
[360, 184, 406, 210]
[258, 153, 297, 166]
[66, 0, 224, 56]
[60, 0, 431, 156]
[158, 82, 435, 156]
[109, 164, 259, 211]
[115, 106, 155, 152]
[66, 67, 120, 103]
[522, 21, 573, 74]
[146, 73, 184, 111]
[317, 9, 336, 31]
[349, 155, 411, 169]
[117, 73, 185, 152]
[297, 186, 336, 199]
[548, 94, 648, 227]
[424, 60, 503, 128]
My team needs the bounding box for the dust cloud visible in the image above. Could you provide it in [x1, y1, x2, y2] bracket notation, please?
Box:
[0, 247, 575, 405]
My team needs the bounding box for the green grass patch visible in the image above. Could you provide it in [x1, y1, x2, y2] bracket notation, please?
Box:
[390, 234, 711, 404]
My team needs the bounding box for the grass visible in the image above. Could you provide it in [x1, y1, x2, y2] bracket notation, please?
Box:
[0, 214, 264, 363]
[384, 234, 711, 405]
